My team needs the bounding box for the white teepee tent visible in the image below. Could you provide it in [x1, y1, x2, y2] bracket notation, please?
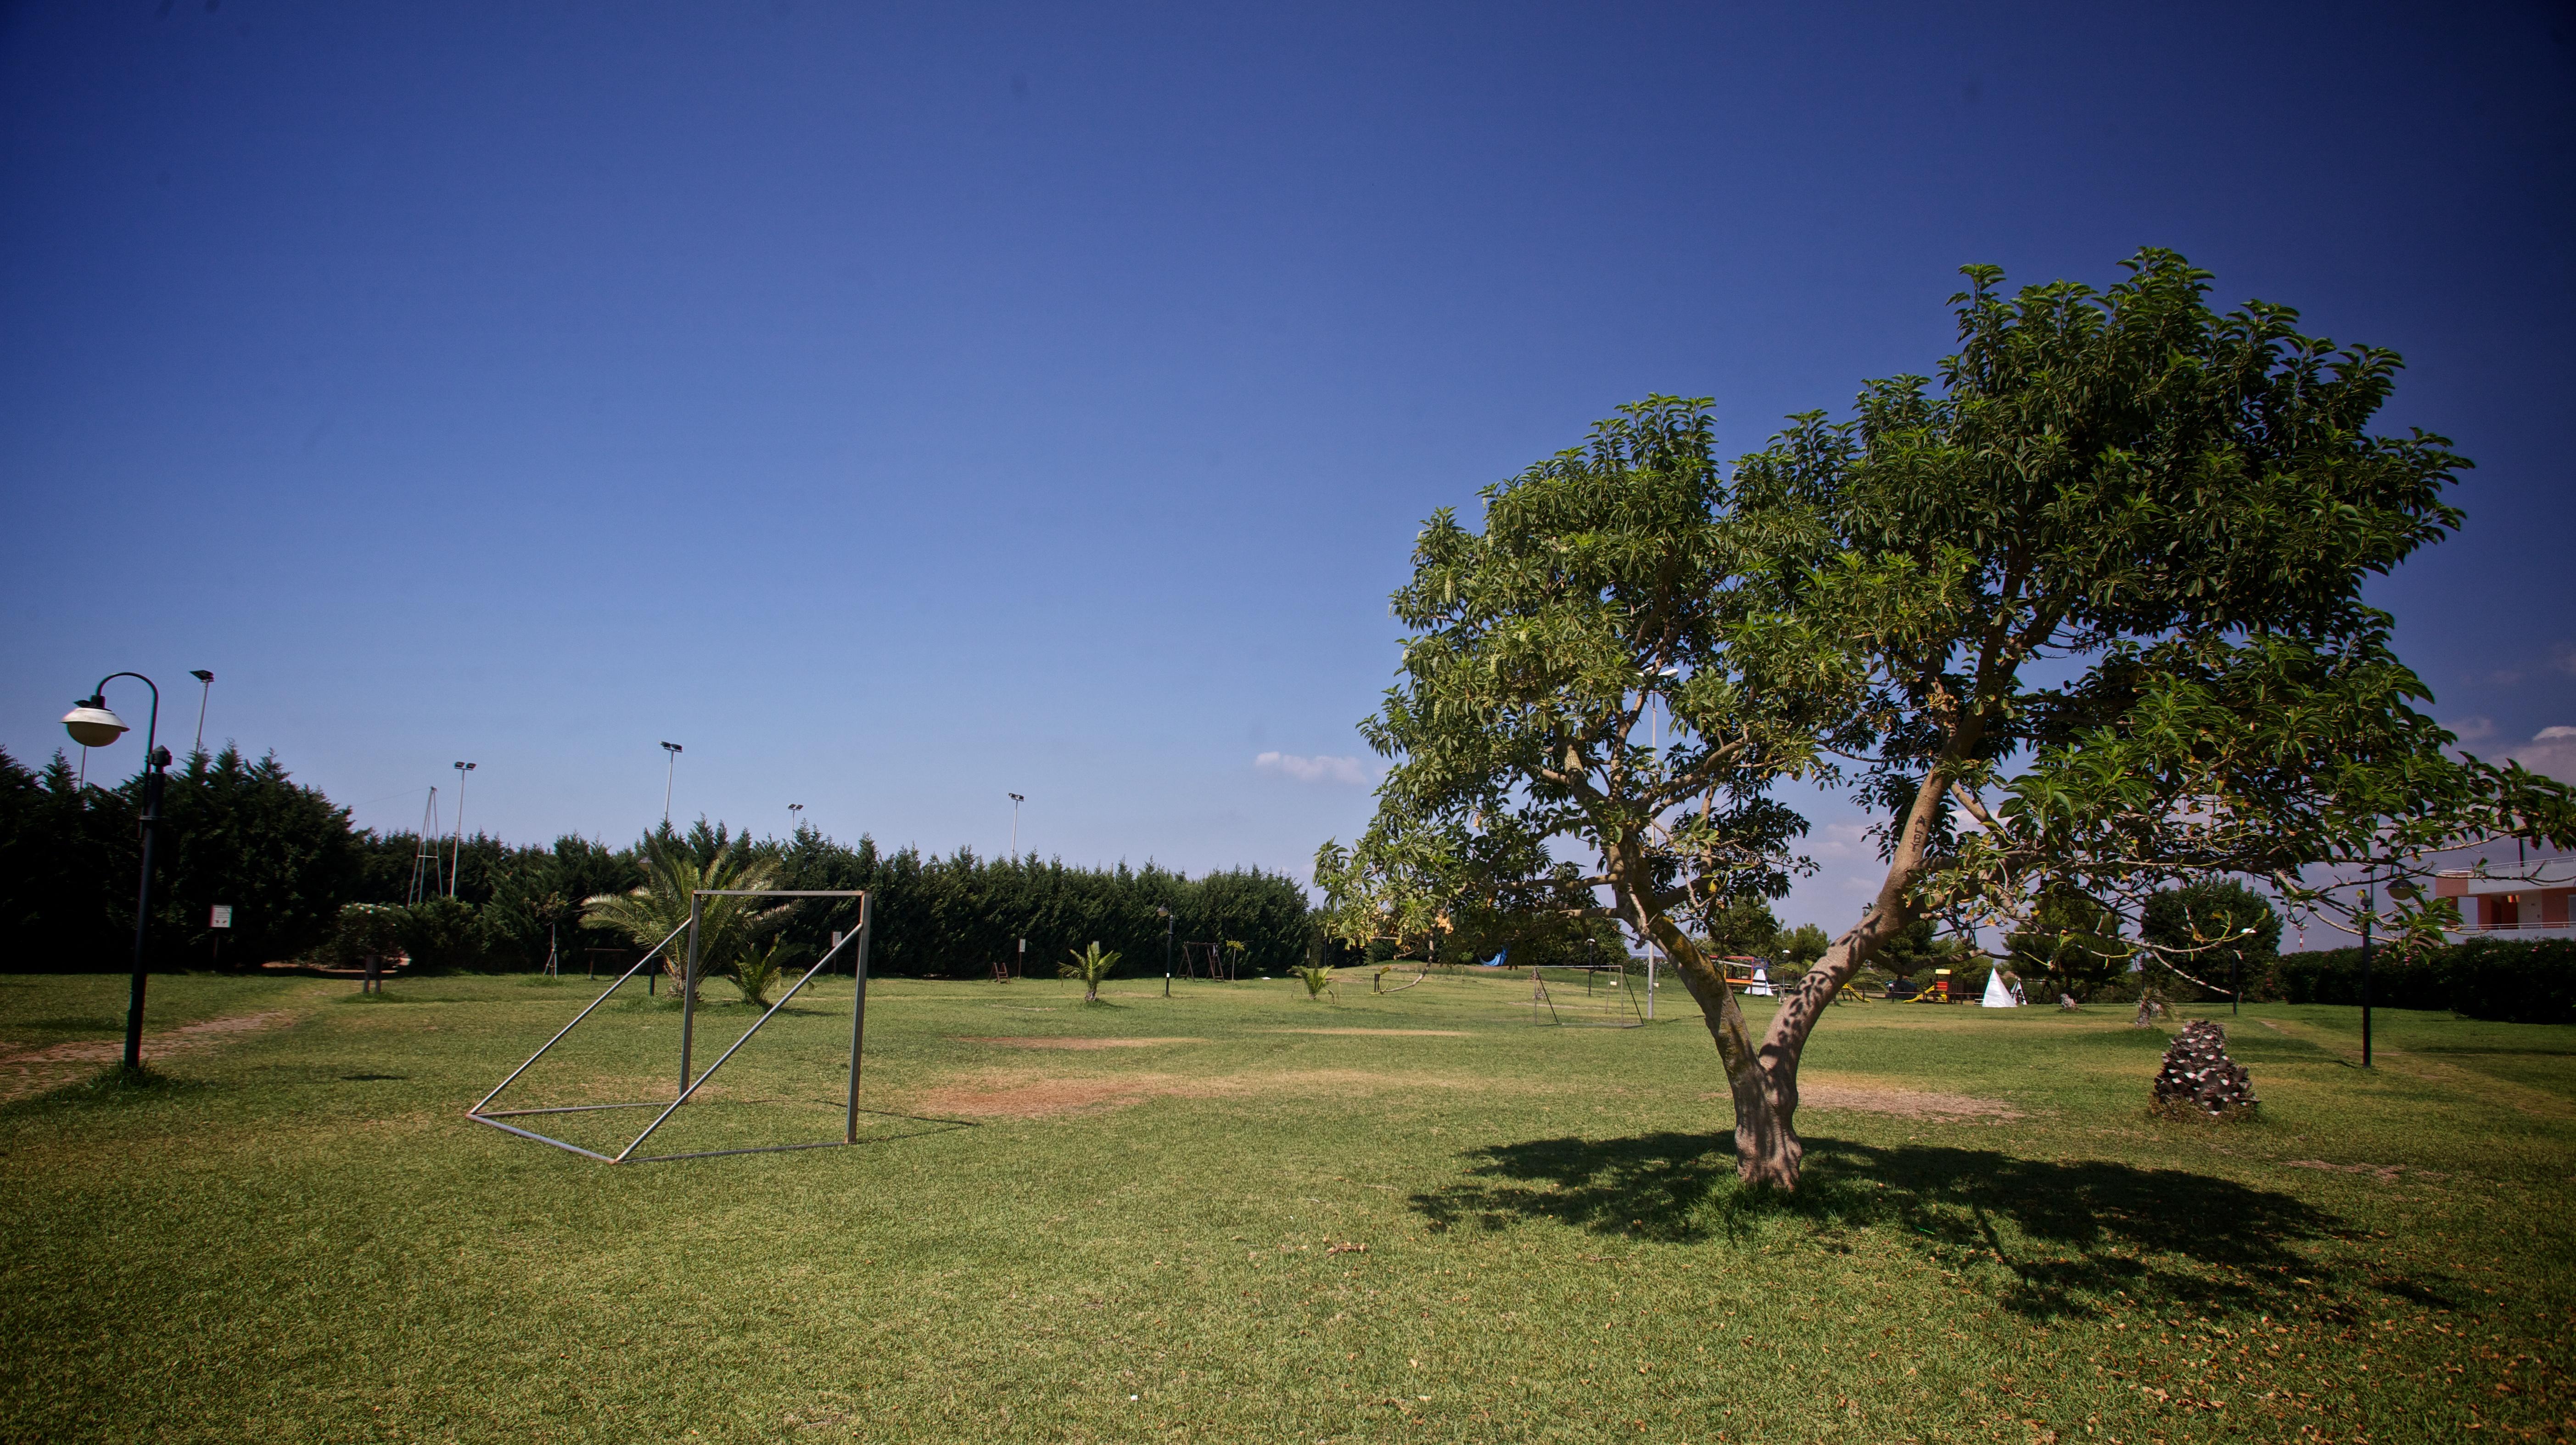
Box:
[1980, 967, 2017, 1007]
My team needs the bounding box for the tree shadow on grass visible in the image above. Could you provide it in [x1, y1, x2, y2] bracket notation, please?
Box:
[1410, 1130, 2420, 1320]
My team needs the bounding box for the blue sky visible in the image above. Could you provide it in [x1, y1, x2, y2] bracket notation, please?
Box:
[4, 1, 2571, 934]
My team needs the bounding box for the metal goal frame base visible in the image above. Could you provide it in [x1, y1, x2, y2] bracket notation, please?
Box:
[467, 889, 872, 1164]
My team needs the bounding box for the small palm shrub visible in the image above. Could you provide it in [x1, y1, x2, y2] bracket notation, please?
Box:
[1061, 941, 1120, 1003]
[733, 937, 790, 1007]
[1292, 963, 1338, 1001]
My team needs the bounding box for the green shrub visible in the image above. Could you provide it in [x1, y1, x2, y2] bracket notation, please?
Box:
[2447, 937, 2576, 1025]
[2267, 937, 2576, 1024]
[395, 897, 489, 973]
[323, 903, 404, 968]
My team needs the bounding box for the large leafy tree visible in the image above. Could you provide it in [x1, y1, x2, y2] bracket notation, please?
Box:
[1318, 396, 1815, 1129]
[1714, 249, 2573, 1186]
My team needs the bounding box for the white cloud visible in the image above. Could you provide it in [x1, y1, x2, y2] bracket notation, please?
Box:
[2450, 715, 2498, 744]
[1254, 751, 1369, 786]
[2509, 726, 2576, 782]
[1811, 822, 1870, 859]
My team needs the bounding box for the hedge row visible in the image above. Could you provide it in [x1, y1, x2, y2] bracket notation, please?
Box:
[2270, 937, 2576, 1025]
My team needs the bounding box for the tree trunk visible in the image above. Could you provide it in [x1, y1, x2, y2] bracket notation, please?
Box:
[1626, 762, 1954, 1191]
[1086, 980, 1099, 1003]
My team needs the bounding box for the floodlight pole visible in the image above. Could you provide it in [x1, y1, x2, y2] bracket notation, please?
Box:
[661, 741, 683, 827]
[188, 669, 213, 756]
[1009, 793, 1024, 859]
[1159, 905, 1173, 997]
[449, 761, 475, 897]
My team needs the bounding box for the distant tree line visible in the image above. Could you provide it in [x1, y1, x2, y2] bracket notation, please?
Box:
[0, 747, 1317, 978]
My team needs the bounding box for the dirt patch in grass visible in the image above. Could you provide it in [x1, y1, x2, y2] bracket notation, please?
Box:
[1262, 1029, 1472, 1037]
[955, 1036, 1206, 1050]
[0, 1010, 302, 1102]
[2285, 1158, 2446, 1183]
[1709, 1077, 2023, 1122]
[919, 1066, 1469, 1119]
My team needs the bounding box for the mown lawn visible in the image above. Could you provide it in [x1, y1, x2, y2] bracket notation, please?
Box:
[0, 967, 2568, 1444]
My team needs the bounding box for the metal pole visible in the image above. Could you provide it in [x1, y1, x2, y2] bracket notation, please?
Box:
[1647, 949, 1656, 1021]
[125, 751, 167, 1070]
[1162, 909, 1173, 997]
[679, 892, 703, 1097]
[845, 893, 874, 1143]
[449, 761, 474, 899]
[2360, 884, 2374, 1069]
[661, 742, 682, 827]
[1009, 793, 1024, 859]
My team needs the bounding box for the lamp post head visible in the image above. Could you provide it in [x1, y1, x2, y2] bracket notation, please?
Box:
[1009, 792, 1024, 803]
[661, 741, 683, 755]
[62, 697, 127, 748]
[454, 760, 475, 772]
[189, 670, 213, 684]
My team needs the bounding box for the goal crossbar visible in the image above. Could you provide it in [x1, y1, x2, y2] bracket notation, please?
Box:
[466, 888, 873, 1164]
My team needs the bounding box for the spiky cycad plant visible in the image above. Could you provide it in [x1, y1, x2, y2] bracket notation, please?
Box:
[1060, 941, 1120, 1003]
[583, 843, 785, 1002]
[1292, 963, 1338, 1001]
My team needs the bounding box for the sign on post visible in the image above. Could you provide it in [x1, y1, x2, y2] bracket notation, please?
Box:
[209, 905, 234, 929]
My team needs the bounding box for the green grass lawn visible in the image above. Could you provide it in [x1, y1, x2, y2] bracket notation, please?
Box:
[1, 967, 2569, 1444]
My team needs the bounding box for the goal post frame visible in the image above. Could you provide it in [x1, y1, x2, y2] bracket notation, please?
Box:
[466, 888, 873, 1164]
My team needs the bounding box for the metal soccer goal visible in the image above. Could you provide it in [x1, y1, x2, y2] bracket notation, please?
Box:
[1528, 959, 1646, 1027]
[466, 888, 873, 1164]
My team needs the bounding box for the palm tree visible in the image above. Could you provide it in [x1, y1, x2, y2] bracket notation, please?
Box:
[584, 843, 785, 1002]
[1060, 941, 1120, 1003]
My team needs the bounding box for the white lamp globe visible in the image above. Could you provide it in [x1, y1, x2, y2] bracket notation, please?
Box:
[62, 701, 128, 748]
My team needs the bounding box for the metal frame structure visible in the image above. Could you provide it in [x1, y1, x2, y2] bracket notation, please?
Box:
[467, 889, 873, 1164]
[1179, 940, 1237, 981]
[1529, 960, 1645, 1027]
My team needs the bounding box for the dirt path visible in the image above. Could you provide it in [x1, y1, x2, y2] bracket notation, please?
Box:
[0, 1010, 304, 1103]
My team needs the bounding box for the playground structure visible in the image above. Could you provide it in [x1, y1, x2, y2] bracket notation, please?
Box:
[1720, 956, 1775, 996]
[467, 888, 873, 1165]
[1529, 960, 1644, 1027]
[1179, 940, 1242, 981]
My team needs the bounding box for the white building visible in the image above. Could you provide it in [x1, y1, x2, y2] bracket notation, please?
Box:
[2433, 863, 2576, 941]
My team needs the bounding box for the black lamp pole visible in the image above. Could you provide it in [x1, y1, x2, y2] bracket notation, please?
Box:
[2359, 880, 2375, 1070]
[1159, 906, 1174, 997]
[71, 674, 168, 1073]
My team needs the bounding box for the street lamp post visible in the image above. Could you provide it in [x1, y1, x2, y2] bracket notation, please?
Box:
[2359, 879, 2376, 1069]
[660, 742, 683, 828]
[188, 670, 213, 756]
[1008, 793, 1025, 860]
[1158, 905, 1174, 997]
[788, 802, 804, 837]
[62, 675, 170, 1072]
[449, 761, 476, 899]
